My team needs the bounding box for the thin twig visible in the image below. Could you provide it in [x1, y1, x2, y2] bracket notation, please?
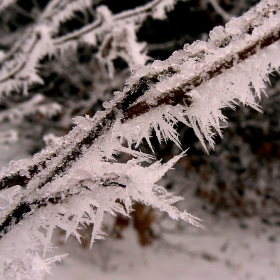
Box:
[0, 28, 33, 65]
[208, 0, 232, 22]
[53, 15, 103, 45]
[30, 0, 41, 13]
[0, 32, 41, 83]
[12, 3, 36, 20]
[114, 0, 163, 21]
[41, 0, 72, 20]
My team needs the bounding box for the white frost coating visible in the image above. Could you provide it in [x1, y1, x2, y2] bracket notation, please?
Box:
[0, 0, 179, 97]
[0, 94, 61, 123]
[0, 145, 200, 279]
[97, 22, 148, 78]
[0, 0, 280, 279]
[124, 1, 280, 151]
[0, 130, 18, 144]
[0, 0, 15, 13]
[41, 0, 93, 31]
[124, 0, 280, 89]
[0, 100, 200, 278]
[117, 106, 181, 150]
[152, 0, 176, 19]
[0, 25, 55, 95]
[2, 28, 278, 271]
[0, 219, 68, 280]
[123, 41, 280, 152]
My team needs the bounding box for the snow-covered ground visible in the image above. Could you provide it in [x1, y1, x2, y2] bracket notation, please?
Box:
[45, 201, 280, 280]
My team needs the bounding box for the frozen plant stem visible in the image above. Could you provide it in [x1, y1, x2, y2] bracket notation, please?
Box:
[0, 0, 280, 238]
[122, 24, 280, 120]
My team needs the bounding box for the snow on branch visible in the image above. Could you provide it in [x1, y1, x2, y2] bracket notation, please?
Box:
[0, 0, 176, 95]
[0, 0, 280, 278]
[0, 0, 279, 237]
[0, 0, 15, 13]
[0, 94, 61, 123]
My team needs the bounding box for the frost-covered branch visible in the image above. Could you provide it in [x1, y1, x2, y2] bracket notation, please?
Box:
[207, 0, 232, 22]
[0, 32, 41, 83]
[0, 0, 279, 229]
[0, 0, 174, 94]
[0, 0, 280, 278]
[123, 15, 280, 120]
[53, 0, 167, 45]
[0, 94, 61, 123]
[0, 0, 15, 13]
[52, 13, 103, 45]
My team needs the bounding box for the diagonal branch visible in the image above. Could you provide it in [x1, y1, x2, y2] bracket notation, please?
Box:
[0, 0, 279, 192]
[0, 0, 280, 237]
[123, 24, 280, 120]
